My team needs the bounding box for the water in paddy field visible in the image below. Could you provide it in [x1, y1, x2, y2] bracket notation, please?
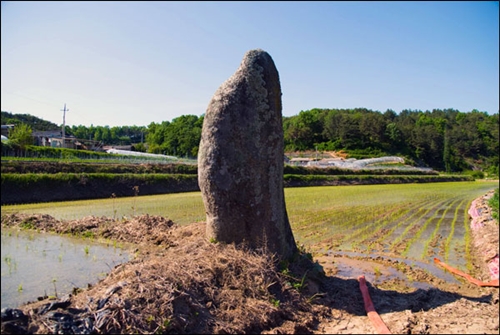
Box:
[1, 228, 131, 310]
[327, 250, 462, 287]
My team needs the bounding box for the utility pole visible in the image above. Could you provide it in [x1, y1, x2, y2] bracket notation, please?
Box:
[61, 103, 69, 148]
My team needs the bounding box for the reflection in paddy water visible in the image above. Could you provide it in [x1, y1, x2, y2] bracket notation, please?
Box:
[1, 228, 131, 309]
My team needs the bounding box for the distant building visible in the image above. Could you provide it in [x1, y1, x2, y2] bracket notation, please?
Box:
[31, 130, 103, 151]
[32, 130, 63, 147]
[1, 124, 15, 137]
[1, 124, 105, 151]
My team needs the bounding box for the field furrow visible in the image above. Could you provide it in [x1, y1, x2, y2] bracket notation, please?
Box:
[419, 198, 461, 260]
[401, 198, 460, 259]
[350, 198, 430, 251]
[361, 199, 431, 252]
[387, 198, 451, 254]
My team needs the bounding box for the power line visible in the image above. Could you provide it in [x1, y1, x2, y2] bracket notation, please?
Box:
[1, 89, 61, 109]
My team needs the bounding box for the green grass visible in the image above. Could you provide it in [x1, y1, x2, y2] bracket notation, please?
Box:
[489, 188, 499, 222]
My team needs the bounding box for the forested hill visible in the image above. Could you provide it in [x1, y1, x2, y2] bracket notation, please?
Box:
[283, 108, 498, 175]
[1, 111, 60, 131]
[2, 108, 499, 175]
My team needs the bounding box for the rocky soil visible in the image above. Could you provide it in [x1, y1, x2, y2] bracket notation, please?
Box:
[1, 191, 498, 334]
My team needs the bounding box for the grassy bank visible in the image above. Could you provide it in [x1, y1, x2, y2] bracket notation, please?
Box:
[2, 172, 473, 205]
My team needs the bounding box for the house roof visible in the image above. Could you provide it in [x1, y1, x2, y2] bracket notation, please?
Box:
[289, 158, 313, 162]
[32, 130, 62, 137]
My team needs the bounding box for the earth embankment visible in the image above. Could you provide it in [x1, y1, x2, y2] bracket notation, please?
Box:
[1, 160, 473, 205]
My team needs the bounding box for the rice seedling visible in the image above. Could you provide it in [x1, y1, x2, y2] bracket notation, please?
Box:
[367, 200, 430, 250]
[388, 198, 449, 253]
[420, 199, 460, 259]
[4, 254, 17, 275]
[443, 199, 465, 262]
[131, 185, 140, 216]
[401, 199, 456, 258]
[344, 203, 411, 249]
[463, 200, 474, 272]
[52, 278, 58, 298]
[111, 193, 117, 219]
[81, 231, 94, 239]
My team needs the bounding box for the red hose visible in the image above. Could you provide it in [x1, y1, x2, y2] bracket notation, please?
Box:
[358, 275, 391, 334]
[434, 258, 499, 287]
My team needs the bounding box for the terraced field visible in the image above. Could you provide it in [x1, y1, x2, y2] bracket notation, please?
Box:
[288, 182, 497, 273]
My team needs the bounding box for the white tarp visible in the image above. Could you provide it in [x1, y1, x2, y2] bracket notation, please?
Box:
[307, 156, 407, 169]
[106, 148, 178, 160]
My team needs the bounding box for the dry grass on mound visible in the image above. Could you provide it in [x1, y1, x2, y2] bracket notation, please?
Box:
[1, 214, 327, 334]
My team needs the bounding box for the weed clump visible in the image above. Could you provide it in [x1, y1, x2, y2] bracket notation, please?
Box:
[488, 188, 499, 223]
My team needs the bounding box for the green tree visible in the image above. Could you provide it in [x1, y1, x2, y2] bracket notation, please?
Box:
[322, 109, 362, 149]
[359, 111, 386, 149]
[8, 123, 33, 149]
[443, 130, 451, 173]
[145, 115, 203, 157]
[1, 111, 59, 131]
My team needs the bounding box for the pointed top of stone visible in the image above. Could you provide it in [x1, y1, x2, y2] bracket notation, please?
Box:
[210, 49, 282, 119]
[238, 48, 276, 74]
[241, 48, 272, 64]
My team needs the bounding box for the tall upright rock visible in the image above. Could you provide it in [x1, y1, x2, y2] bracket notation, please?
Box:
[198, 49, 297, 260]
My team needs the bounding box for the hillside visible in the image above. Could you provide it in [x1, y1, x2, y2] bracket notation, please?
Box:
[1, 111, 60, 131]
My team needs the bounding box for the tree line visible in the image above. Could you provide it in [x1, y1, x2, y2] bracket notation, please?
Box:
[283, 108, 498, 174]
[2, 108, 498, 174]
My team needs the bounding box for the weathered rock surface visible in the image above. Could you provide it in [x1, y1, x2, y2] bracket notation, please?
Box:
[198, 49, 297, 259]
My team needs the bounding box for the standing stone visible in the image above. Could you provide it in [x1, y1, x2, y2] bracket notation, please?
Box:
[198, 49, 297, 260]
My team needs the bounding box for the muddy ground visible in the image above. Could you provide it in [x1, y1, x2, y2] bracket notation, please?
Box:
[1, 192, 498, 334]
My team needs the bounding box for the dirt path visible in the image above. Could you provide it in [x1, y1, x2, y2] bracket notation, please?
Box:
[1, 191, 498, 334]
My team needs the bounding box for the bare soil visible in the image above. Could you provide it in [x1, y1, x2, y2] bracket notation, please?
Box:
[1, 192, 498, 334]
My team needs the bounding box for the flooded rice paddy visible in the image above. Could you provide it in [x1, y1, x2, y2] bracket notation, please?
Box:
[290, 182, 498, 285]
[1, 181, 497, 306]
[1, 228, 131, 309]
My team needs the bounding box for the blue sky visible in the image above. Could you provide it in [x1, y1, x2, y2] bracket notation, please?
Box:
[1, 1, 498, 127]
